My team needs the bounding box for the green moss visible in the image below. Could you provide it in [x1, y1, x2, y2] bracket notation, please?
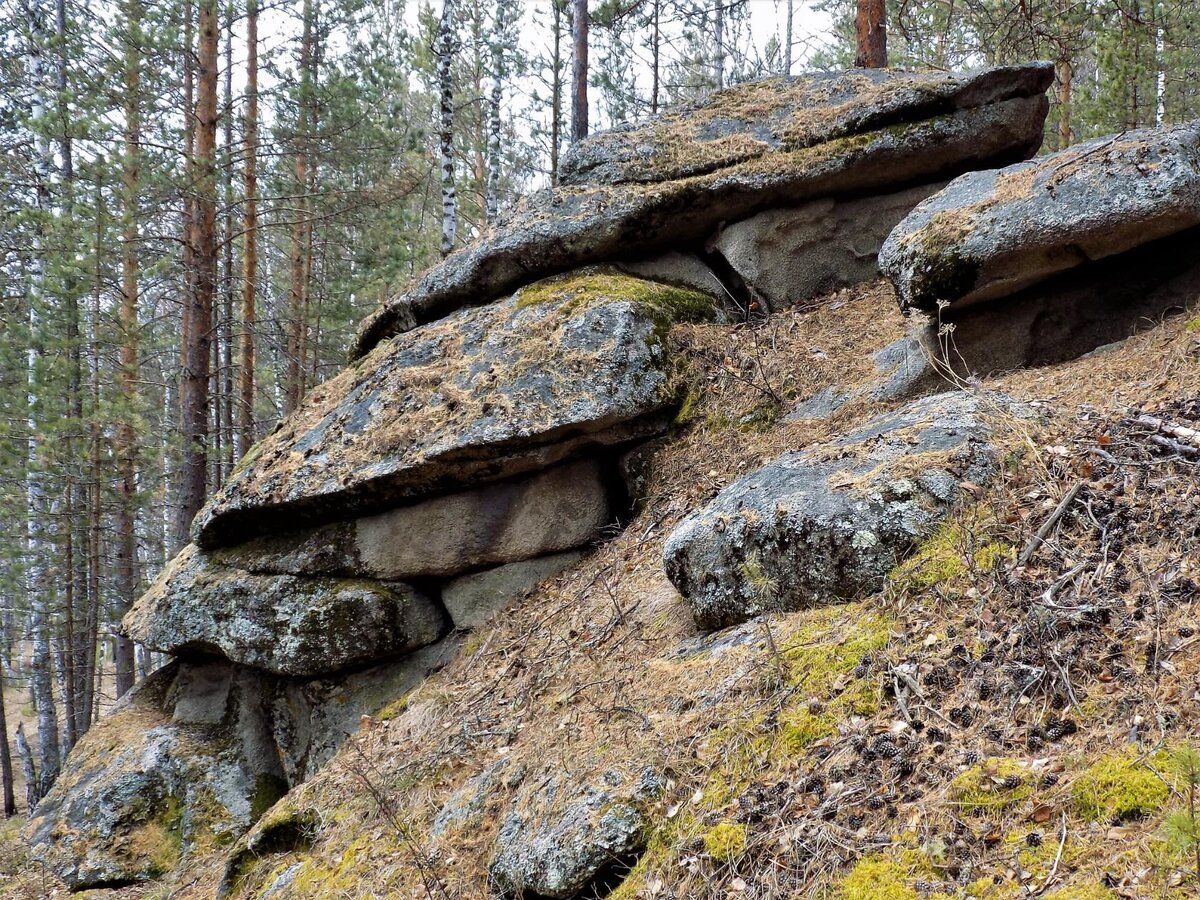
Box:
[891, 516, 1010, 595]
[951, 758, 1033, 812]
[737, 399, 780, 433]
[1073, 749, 1171, 822]
[672, 383, 702, 427]
[1185, 314, 1200, 331]
[703, 822, 747, 863]
[513, 270, 716, 331]
[251, 774, 290, 822]
[836, 855, 919, 900]
[781, 605, 891, 695]
[778, 706, 837, 754]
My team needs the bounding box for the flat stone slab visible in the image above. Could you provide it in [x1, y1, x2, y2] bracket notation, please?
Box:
[880, 123, 1200, 312]
[351, 64, 1052, 356]
[125, 545, 446, 677]
[663, 391, 1019, 630]
[194, 272, 716, 549]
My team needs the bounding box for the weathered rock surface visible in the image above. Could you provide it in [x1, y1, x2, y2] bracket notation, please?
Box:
[352, 64, 1052, 356]
[27, 662, 287, 890]
[664, 391, 1018, 630]
[195, 272, 715, 549]
[712, 182, 944, 312]
[614, 251, 724, 296]
[881, 123, 1200, 312]
[125, 545, 446, 677]
[267, 636, 462, 783]
[356, 459, 608, 579]
[442, 550, 585, 628]
[489, 768, 663, 899]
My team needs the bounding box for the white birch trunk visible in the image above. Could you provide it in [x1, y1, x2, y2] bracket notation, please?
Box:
[438, 0, 457, 256]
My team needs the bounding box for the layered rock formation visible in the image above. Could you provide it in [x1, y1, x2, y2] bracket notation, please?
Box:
[29, 63, 1068, 893]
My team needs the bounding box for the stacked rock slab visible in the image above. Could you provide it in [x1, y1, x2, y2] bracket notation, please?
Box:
[351, 63, 1054, 356]
[664, 392, 1023, 630]
[878, 124, 1200, 377]
[29, 64, 1057, 892]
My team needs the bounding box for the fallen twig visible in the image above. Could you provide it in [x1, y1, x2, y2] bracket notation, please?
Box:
[1018, 482, 1085, 566]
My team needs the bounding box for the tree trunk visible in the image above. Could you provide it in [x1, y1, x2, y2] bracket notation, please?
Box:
[219, 5, 235, 484]
[180, 0, 218, 533]
[0, 670, 15, 816]
[550, 0, 563, 182]
[15, 724, 36, 815]
[651, 0, 660, 113]
[114, 0, 143, 701]
[713, 0, 724, 89]
[238, 0, 258, 458]
[1056, 55, 1072, 149]
[438, 0, 458, 256]
[286, 0, 313, 411]
[784, 0, 793, 75]
[24, 0, 61, 803]
[571, 0, 588, 141]
[174, 0, 197, 553]
[855, 0, 887, 68]
[485, 0, 504, 225]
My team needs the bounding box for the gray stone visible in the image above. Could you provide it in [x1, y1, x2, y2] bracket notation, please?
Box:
[712, 183, 944, 313]
[663, 391, 1020, 630]
[125, 545, 446, 677]
[881, 123, 1200, 313]
[902, 224, 1200, 379]
[783, 386, 853, 422]
[431, 759, 511, 838]
[351, 65, 1052, 356]
[194, 272, 717, 549]
[27, 662, 288, 890]
[267, 636, 463, 784]
[490, 769, 659, 899]
[356, 460, 607, 580]
[614, 251, 726, 298]
[442, 551, 585, 629]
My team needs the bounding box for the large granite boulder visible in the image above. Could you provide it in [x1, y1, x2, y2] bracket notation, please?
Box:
[194, 272, 716, 549]
[663, 392, 1019, 630]
[125, 545, 446, 677]
[880, 123, 1200, 312]
[352, 64, 1053, 356]
[27, 662, 288, 890]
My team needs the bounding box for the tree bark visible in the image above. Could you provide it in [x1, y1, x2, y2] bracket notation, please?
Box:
[180, 0, 218, 534]
[784, 0, 793, 75]
[219, 5, 235, 484]
[571, 0, 588, 141]
[174, 0, 197, 553]
[1056, 56, 1072, 149]
[550, 0, 563, 182]
[114, 0, 143, 701]
[286, 0, 314, 410]
[713, 0, 724, 89]
[485, 0, 504, 225]
[238, 0, 258, 459]
[0, 670, 15, 816]
[855, 0, 887, 68]
[437, 0, 458, 256]
[14, 724, 36, 815]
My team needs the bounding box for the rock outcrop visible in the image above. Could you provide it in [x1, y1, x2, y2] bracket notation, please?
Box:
[352, 64, 1053, 356]
[27, 662, 288, 890]
[881, 123, 1200, 312]
[29, 62, 1066, 894]
[194, 272, 716, 549]
[664, 392, 1020, 629]
[125, 546, 446, 677]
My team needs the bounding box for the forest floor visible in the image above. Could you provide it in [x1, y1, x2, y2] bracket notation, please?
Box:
[7, 279, 1200, 898]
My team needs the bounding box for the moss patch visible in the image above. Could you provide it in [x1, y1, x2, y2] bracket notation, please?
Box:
[951, 758, 1032, 812]
[703, 822, 747, 863]
[836, 855, 919, 900]
[891, 515, 1010, 595]
[514, 269, 716, 329]
[1073, 750, 1171, 822]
